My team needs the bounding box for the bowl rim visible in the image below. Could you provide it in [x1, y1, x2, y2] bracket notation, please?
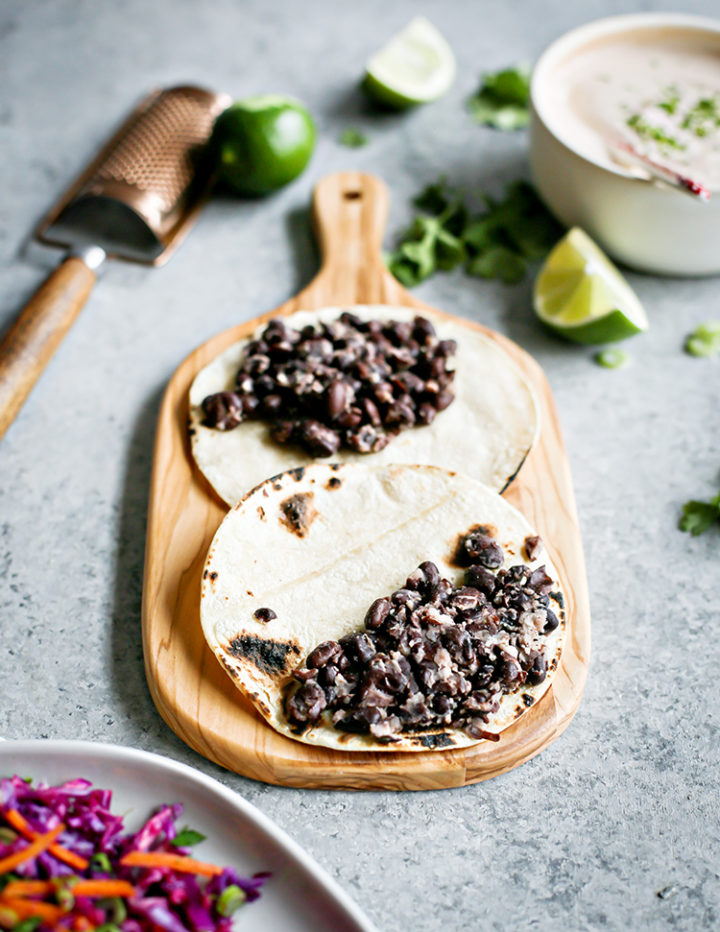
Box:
[531, 12, 720, 182]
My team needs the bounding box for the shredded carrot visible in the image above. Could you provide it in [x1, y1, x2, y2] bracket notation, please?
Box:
[72, 879, 136, 898]
[0, 895, 64, 922]
[3, 809, 89, 871]
[1, 880, 53, 898]
[0, 823, 63, 873]
[120, 849, 223, 877]
[73, 919, 95, 931]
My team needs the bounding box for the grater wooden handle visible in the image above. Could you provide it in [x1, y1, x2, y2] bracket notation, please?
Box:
[0, 256, 97, 439]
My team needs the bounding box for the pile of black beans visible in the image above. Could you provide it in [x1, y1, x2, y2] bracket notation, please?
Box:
[286, 531, 561, 742]
[201, 312, 457, 456]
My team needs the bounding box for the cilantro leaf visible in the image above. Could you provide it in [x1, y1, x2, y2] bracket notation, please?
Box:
[466, 247, 526, 284]
[171, 827, 207, 847]
[468, 65, 531, 130]
[679, 496, 720, 536]
[338, 128, 369, 148]
[412, 178, 452, 215]
[386, 177, 561, 287]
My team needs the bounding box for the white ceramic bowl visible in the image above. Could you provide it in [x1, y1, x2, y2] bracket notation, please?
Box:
[530, 13, 720, 276]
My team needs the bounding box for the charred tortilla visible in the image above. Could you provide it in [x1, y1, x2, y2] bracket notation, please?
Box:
[189, 306, 538, 506]
[200, 463, 565, 752]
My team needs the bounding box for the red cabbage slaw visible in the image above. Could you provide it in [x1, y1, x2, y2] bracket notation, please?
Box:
[0, 775, 268, 931]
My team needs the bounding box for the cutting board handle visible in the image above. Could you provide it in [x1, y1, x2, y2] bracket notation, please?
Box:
[306, 172, 408, 307]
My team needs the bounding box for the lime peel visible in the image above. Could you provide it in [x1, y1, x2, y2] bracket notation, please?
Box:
[364, 17, 456, 109]
[533, 227, 648, 344]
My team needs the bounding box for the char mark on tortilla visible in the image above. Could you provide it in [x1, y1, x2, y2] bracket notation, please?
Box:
[417, 733, 455, 749]
[279, 492, 317, 537]
[227, 633, 300, 676]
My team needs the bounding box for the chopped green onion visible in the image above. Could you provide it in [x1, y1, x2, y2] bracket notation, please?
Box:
[217, 884, 247, 916]
[594, 348, 630, 369]
[91, 852, 113, 873]
[685, 321, 720, 357]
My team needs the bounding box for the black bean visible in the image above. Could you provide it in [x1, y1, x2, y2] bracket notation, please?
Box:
[327, 380, 349, 419]
[261, 393, 284, 415]
[299, 420, 341, 457]
[336, 407, 363, 429]
[340, 311, 364, 329]
[307, 640, 342, 669]
[286, 682, 326, 726]
[528, 566, 554, 596]
[365, 597, 391, 629]
[385, 401, 416, 428]
[526, 653, 547, 686]
[435, 389, 455, 412]
[346, 425, 389, 453]
[417, 403, 437, 426]
[318, 664, 338, 687]
[543, 608, 560, 633]
[240, 394, 260, 417]
[270, 421, 295, 444]
[436, 339, 457, 357]
[464, 565, 496, 594]
[252, 607, 277, 623]
[463, 533, 504, 569]
[418, 561, 440, 595]
[201, 392, 244, 430]
[412, 316, 436, 344]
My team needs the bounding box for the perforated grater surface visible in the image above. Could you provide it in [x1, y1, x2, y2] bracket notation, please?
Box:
[0, 85, 232, 441]
[37, 84, 231, 265]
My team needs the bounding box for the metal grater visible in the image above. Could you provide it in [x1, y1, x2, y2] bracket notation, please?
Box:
[0, 84, 231, 441]
[36, 85, 231, 265]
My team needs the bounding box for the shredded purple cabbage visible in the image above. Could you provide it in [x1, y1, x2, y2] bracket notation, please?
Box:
[0, 775, 268, 931]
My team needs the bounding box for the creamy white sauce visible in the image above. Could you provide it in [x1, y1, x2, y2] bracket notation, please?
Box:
[545, 29, 720, 190]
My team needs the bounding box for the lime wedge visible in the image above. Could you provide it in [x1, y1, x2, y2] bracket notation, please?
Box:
[534, 228, 648, 344]
[364, 17, 456, 109]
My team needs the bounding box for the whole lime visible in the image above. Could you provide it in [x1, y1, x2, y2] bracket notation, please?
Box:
[212, 95, 316, 196]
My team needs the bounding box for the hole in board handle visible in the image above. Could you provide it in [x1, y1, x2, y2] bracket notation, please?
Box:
[344, 190, 361, 200]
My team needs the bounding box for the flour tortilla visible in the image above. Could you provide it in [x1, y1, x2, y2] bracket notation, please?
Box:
[189, 306, 539, 506]
[201, 463, 565, 752]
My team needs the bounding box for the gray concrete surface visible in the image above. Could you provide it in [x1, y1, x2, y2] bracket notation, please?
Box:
[1, 1, 719, 929]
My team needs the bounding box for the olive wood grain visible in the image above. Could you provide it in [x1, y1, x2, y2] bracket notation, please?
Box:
[0, 257, 96, 439]
[142, 171, 591, 790]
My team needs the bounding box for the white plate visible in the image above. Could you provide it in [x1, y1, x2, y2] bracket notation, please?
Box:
[0, 740, 377, 932]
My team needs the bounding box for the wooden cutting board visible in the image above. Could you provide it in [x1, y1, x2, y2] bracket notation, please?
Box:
[142, 171, 591, 790]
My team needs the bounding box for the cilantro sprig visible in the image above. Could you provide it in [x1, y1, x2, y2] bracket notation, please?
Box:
[338, 127, 369, 148]
[680, 492, 720, 536]
[467, 65, 531, 130]
[385, 178, 562, 287]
